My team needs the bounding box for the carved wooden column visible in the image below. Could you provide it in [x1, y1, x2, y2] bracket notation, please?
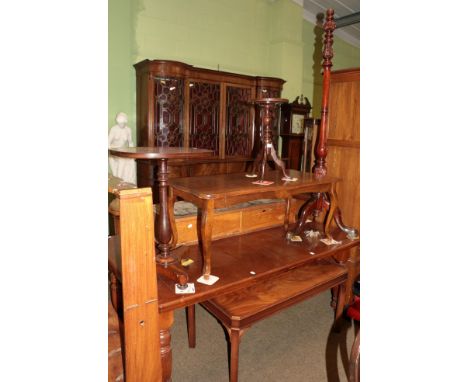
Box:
[156, 158, 176, 265]
[249, 98, 292, 181]
[313, 9, 336, 178]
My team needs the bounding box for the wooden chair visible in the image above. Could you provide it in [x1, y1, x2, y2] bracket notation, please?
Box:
[187, 259, 348, 382]
[108, 175, 163, 382]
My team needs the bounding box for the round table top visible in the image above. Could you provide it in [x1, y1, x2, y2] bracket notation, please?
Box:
[109, 146, 214, 160]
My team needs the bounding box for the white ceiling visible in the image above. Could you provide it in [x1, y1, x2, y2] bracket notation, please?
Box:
[293, 0, 360, 47]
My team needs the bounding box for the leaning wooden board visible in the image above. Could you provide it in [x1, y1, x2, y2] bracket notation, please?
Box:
[326, 68, 360, 230]
[326, 68, 360, 303]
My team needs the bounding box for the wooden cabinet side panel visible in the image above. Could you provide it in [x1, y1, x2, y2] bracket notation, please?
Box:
[327, 145, 360, 229]
[328, 79, 360, 142]
[136, 73, 151, 146]
[327, 69, 360, 229]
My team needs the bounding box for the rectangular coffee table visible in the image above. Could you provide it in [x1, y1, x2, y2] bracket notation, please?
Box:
[169, 169, 344, 278]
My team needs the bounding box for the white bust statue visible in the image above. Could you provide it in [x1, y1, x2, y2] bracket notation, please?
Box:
[108, 112, 136, 184]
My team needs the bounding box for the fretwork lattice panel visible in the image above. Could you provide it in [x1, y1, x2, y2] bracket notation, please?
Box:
[154, 77, 184, 147]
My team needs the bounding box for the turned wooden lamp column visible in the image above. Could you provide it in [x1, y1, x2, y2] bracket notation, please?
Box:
[313, 9, 336, 178]
[249, 98, 293, 181]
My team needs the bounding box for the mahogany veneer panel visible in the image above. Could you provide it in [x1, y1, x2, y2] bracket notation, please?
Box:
[204, 259, 346, 328]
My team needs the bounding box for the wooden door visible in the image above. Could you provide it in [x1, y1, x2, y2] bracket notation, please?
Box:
[153, 77, 184, 147]
[225, 85, 254, 158]
[326, 68, 360, 230]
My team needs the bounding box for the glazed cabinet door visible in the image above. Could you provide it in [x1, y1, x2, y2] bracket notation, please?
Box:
[225, 86, 253, 157]
[153, 77, 184, 147]
[188, 81, 221, 155]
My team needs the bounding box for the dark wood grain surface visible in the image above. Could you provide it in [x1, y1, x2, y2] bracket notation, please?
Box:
[159, 226, 357, 312]
[206, 260, 346, 322]
[109, 146, 213, 160]
[108, 226, 359, 313]
[169, 169, 340, 201]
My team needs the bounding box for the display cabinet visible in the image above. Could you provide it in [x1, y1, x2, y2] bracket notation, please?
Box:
[134, 60, 285, 198]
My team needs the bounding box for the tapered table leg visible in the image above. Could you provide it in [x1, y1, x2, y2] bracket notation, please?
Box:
[199, 199, 214, 279]
[186, 305, 196, 348]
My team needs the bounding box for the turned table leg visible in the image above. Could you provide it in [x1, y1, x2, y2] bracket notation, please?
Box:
[156, 158, 177, 265]
[160, 310, 174, 382]
[167, 186, 178, 249]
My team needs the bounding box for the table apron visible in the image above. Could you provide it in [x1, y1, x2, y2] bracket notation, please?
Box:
[171, 182, 335, 210]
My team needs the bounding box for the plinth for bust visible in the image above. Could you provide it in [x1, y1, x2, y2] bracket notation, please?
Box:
[248, 98, 294, 182]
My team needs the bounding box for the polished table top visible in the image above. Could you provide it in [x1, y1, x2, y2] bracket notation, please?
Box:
[169, 169, 340, 200]
[108, 226, 359, 313]
[109, 146, 214, 160]
[159, 226, 357, 312]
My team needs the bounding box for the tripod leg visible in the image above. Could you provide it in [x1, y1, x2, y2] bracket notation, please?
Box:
[269, 144, 290, 179]
[259, 145, 268, 181]
[247, 145, 264, 177]
[333, 207, 359, 238]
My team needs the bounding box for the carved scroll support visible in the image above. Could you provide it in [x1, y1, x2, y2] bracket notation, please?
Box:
[313, 9, 336, 178]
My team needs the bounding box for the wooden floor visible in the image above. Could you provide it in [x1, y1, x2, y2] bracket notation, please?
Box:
[157, 225, 359, 312]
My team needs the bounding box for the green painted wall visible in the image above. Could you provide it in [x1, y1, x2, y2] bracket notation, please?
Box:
[135, 0, 271, 76]
[108, 0, 360, 138]
[108, 0, 136, 141]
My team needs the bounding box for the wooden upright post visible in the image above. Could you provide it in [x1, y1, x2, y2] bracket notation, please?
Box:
[313, 9, 336, 178]
[119, 187, 162, 382]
